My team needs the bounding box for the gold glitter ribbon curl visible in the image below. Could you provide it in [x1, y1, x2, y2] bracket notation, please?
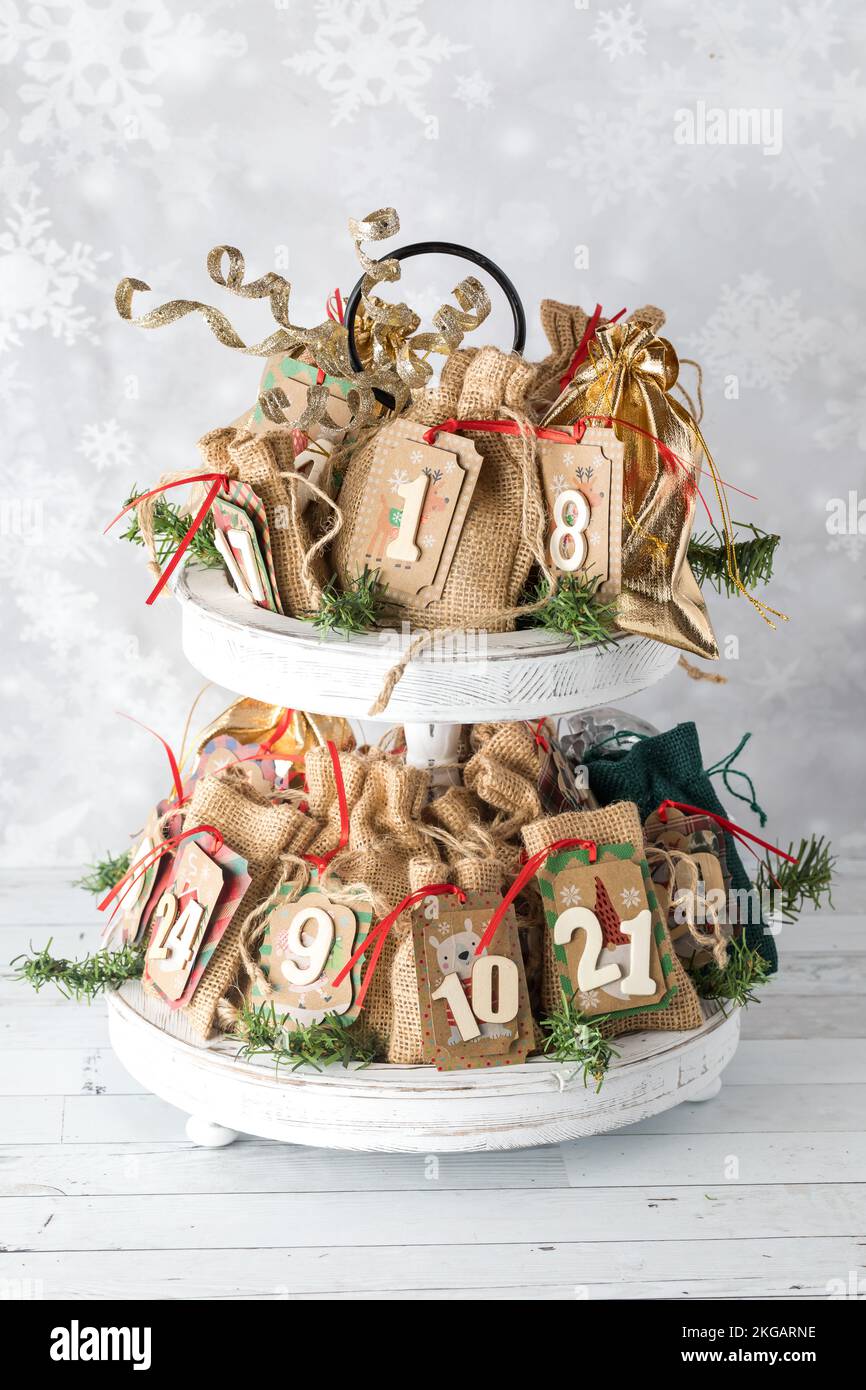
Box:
[349, 207, 491, 390]
[542, 320, 786, 657]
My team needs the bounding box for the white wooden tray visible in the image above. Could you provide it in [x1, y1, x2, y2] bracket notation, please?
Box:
[108, 983, 739, 1153]
[175, 567, 679, 723]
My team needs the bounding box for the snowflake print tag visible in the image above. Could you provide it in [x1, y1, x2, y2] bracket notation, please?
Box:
[537, 842, 670, 1018]
[345, 419, 482, 606]
[411, 893, 533, 1071]
[145, 837, 251, 1007]
[538, 426, 624, 592]
[252, 876, 372, 1030]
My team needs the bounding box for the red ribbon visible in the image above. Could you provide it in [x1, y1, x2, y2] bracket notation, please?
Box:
[98, 823, 224, 919]
[332, 883, 467, 1011]
[475, 837, 597, 956]
[327, 288, 345, 324]
[257, 707, 295, 757]
[559, 304, 627, 391]
[655, 800, 798, 868]
[105, 473, 230, 605]
[303, 740, 350, 876]
[528, 718, 549, 752]
[117, 712, 186, 806]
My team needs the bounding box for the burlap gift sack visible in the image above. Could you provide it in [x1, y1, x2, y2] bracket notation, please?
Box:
[332, 346, 546, 632]
[198, 426, 329, 618]
[176, 771, 321, 1037]
[541, 317, 718, 659]
[522, 801, 703, 1037]
[464, 721, 543, 843]
[302, 745, 432, 1061]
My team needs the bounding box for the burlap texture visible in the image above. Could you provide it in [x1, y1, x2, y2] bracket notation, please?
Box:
[302, 746, 431, 1061]
[464, 721, 542, 842]
[522, 802, 703, 1037]
[332, 346, 543, 631]
[198, 426, 327, 618]
[182, 772, 321, 1037]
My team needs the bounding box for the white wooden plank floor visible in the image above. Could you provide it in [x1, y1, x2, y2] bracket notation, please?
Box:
[1, 867, 864, 1301]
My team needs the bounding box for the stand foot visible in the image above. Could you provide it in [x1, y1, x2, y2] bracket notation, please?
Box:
[186, 1115, 239, 1147]
[690, 1077, 722, 1103]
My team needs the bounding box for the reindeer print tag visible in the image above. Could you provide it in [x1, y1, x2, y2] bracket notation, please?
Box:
[345, 419, 482, 607]
[412, 892, 533, 1071]
[253, 875, 373, 1030]
[536, 841, 673, 1019]
[539, 426, 623, 593]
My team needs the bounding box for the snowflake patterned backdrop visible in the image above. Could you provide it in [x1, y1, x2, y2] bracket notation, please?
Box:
[0, 0, 864, 867]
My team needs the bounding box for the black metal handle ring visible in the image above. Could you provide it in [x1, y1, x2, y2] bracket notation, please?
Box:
[344, 240, 526, 407]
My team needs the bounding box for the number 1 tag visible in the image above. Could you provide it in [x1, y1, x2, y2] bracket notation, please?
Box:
[538, 426, 623, 593]
[345, 420, 482, 608]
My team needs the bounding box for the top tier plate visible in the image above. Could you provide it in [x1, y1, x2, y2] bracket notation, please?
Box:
[176, 567, 679, 723]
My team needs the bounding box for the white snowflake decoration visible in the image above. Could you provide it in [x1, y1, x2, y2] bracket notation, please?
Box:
[590, 4, 647, 63]
[620, 886, 641, 909]
[409, 448, 424, 465]
[576, 989, 601, 1011]
[453, 69, 494, 111]
[283, 0, 466, 126]
[0, 186, 107, 351]
[551, 472, 568, 497]
[560, 884, 583, 907]
[76, 420, 134, 472]
[420, 532, 435, 548]
[388, 467, 410, 490]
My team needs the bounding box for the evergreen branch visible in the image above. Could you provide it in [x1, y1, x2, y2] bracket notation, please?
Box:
[539, 994, 620, 1091]
[233, 1000, 377, 1071]
[74, 850, 132, 896]
[754, 834, 835, 925]
[120, 488, 222, 569]
[11, 940, 145, 1003]
[688, 521, 780, 595]
[687, 934, 771, 1010]
[527, 574, 618, 648]
[312, 566, 387, 638]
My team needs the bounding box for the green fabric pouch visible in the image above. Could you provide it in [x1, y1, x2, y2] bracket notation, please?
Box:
[584, 720, 777, 972]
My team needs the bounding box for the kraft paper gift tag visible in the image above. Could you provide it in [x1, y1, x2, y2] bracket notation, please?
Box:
[538, 425, 624, 594]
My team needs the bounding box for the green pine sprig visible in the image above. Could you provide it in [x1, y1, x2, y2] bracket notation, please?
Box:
[688, 521, 780, 595]
[312, 566, 388, 638]
[754, 834, 835, 926]
[528, 574, 618, 648]
[233, 1000, 377, 1071]
[539, 994, 620, 1091]
[687, 934, 771, 1011]
[74, 849, 132, 896]
[119, 488, 223, 569]
[11, 939, 145, 1003]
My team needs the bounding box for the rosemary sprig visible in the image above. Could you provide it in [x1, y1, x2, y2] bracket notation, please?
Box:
[312, 566, 387, 638]
[688, 520, 780, 595]
[539, 994, 620, 1091]
[754, 834, 835, 925]
[688, 934, 771, 1011]
[233, 999, 377, 1071]
[11, 940, 145, 1003]
[120, 489, 222, 569]
[74, 850, 132, 896]
[528, 573, 617, 648]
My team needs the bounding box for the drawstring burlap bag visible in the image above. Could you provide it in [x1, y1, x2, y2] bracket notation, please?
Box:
[198, 426, 331, 619]
[522, 801, 703, 1037]
[301, 745, 432, 1061]
[332, 345, 548, 634]
[173, 770, 321, 1037]
[463, 721, 543, 845]
[542, 317, 718, 659]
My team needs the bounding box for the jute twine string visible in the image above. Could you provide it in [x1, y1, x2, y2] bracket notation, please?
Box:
[644, 843, 729, 968]
[279, 467, 345, 593]
[368, 408, 557, 716]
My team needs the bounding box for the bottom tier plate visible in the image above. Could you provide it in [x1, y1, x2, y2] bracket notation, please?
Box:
[108, 983, 740, 1153]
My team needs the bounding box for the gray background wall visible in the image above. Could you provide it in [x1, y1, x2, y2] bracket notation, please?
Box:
[1, 0, 863, 867]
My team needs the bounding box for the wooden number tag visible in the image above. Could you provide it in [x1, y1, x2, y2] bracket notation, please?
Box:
[345, 420, 482, 608]
[253, 876, 373, 1029]
[538, 426, 623, 593]
[144, 839, 250, 1010]
[412, 892, 533, 1070]
[212, 489, 280, 613]
[537, 842, 672, 1018]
